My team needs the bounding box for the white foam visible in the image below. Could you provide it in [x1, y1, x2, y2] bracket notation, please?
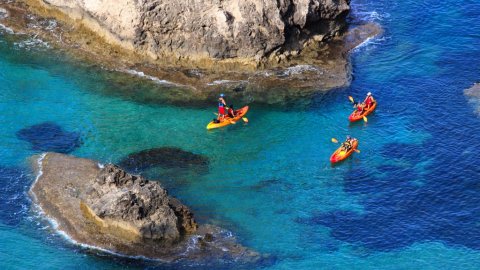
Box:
[123, 69, 177, 86]
[31, 153, 46, 189]
[0, 23, 14, 35]
[14, 36, 50, 50]
[278, 65, 322, 77]
[207, 80, 235, 86]
[97, 162, 105, 169]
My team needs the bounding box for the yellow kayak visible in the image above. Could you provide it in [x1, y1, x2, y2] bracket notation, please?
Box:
[206, 106, 249, 130]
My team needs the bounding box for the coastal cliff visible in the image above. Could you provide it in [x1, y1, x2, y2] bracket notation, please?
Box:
[0, 1, 381, 105]
[30, 153, 259, 262]
[39, 0, 350, 63]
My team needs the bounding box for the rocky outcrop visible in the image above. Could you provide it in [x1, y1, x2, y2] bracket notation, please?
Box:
[38, 0, 350, 61]
[0, 1, 381, 105]
[30, 153, 259, 262]
[84, 164, 197, 242]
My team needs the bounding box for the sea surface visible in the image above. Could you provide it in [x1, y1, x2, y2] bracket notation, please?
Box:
[1, 0, 480, 269]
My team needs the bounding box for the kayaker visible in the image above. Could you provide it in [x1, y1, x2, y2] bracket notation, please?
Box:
[342, 136, 357, 151]
[355, 102, 365, 115]
[227, 104, 236, 118]
[364, 92, 376, 109]
[217, 94, 227, 121]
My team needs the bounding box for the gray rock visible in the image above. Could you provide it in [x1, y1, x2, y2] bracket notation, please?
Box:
[85, 164, 197, 242]
[38, 0, 350, 60]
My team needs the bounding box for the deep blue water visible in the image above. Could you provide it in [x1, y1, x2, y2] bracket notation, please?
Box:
[1, 0, 480, 269]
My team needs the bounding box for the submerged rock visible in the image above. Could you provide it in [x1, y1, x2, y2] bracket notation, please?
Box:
[16, 122, 81, 153]
[119, 147, 209, 172]
[30, 153, 259, 263]
[465, 83, 480, 115]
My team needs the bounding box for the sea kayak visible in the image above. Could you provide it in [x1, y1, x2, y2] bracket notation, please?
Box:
[330, 139, 359, 163]
[349, 102, 377, 122]
[206, 106, 249, 130]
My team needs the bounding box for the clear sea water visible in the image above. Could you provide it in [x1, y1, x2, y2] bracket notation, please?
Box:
[1, 0, 480, 269]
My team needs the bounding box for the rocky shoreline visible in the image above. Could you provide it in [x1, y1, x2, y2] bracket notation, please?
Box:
[30, 153, 261, 263]
[0, 1, 381, 105]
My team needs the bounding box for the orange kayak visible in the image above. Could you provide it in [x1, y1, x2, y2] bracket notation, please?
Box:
[206, 106, 249, 130]
[349, 102, 377, 122]
[330, 139, 359, 163]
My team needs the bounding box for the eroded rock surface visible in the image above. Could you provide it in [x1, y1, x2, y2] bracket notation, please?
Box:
[84, 164, 197, 243]
[30, 153, 260, 263]
[0, 1, 381, 105]
[39, 0, 350, 61]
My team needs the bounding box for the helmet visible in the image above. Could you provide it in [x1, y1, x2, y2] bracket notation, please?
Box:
[220, 93, 225, 97]
[367, 92, 372, 96]
[346, 135, 351, 140]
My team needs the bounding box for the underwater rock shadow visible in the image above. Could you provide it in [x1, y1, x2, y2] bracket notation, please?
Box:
[118, 147, 209, 175]
[299, 141, 480, 251]
[16, 122, 82, 154]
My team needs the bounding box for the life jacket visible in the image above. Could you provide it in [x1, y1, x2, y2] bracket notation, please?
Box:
[218, 100, 225, 107]
[365, 96, 373, 105]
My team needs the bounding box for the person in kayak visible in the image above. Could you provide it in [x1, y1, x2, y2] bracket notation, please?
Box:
[341, 136, 354, 152]
[217, 94, 227, 121]
[364, 92, 376, 109]
[227, 104, 236, 118]
[355, 102, 365, 116]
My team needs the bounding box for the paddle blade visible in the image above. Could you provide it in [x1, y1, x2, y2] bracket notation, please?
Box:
[348, 96, 354, 103]
[213, 112, 219, 115]
[229, 120, 236, 124]
[363, 116, 368, 122]
[331, 138, 339, 143]
[354, 149, 361, 153]
[242, 117, 249, 123]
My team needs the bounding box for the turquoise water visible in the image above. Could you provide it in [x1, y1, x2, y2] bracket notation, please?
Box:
[1, 0, 480, 269]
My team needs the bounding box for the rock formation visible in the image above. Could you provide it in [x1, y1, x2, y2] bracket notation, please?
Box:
[38, 0, 350, 62]
[30, 153, 259, 262]
[0, 1, 381, 105]
[83, 164, 197, 243]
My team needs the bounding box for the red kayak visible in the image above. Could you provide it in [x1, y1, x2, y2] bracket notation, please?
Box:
[349, 102, 377, 122]
[330, 139, 359, 163]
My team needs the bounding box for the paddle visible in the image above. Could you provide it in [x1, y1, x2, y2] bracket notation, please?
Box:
[363, 116, 368, 122]
[242, 117, 249, 123]
[348, 96, 355, 103]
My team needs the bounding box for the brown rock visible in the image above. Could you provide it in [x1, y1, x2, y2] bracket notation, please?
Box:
[30, 153, 259, 263]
